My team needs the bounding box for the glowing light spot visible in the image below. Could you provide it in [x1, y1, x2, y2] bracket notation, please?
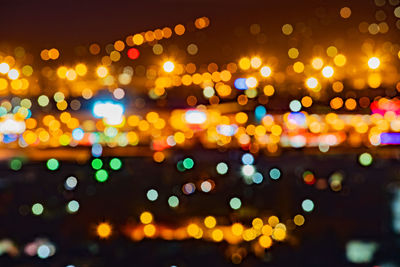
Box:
[10, 158, 22, 171]
[359, 152, 373, 166]
[230, 197, 242, 210]
[48, 48, 59, 60]
[187, 223, 200, 237]
[0, 117, 26, 134]
[109, 158, 122, 170]
[92, 146, 103, 157]
[92, 101, 124, 126]
[182, 158, 194, 169]
[262, 224, 273, 235]
[65, 176, 78, 190]
[46, 158, 59, 171]
[174, 24, 185, 35]
[245, 77, 258, 88]
[269, 168, 281, 180]
[234, 78, 248, 90]
[204, 216, 217, 228]
[322, 66, 334, 78]
[147, 189, 158, 201]
[203, 86, 215, 98]
[95, 169, 108, 182]
[302, 199, 314, 212]
[334, 54, 347, 67]
[168, 195, 179, 208]
[252, 172, 264, 184]
[254, 106, 266, 121]
[260, 66, 272, 77]
[113, 88, 125, 99]
[231, 223, 244, 236]
[368, 57, 380, 69]
[0, 63, 10, 74]
[242, 165, 255, 176]
[330, 97, 344, 109]
[262, 85, 274, 97]
[132, 34, 144, 45]
[140, 211, 153, 224]
[127, 48, 140, 60]
[340, 7, 352, 18]
[216, 162, 228, 175]
[288, 48, 299, 59]
[143, 224, 156, 237]
[72, 128, 84, 141]
[238, 57, 251, 70]
[8, 69, 19, 80]
[259, 235, 273, 248]
[186, 43, 197, 55]
[241, 153, 254, 165]
[217, 124, 238, 136]
[201, 180, 212, 192]
[32, 203, 44, 215]
[67, 200, 80, 213]
[97, 223, 112, 238]
[250, 57, 262, 68]
[306, 77, 318, 89]
[294, 214, 305, 226]
[327, 46, 338, 57]
[272, 228, 286, 241]
[153, 151, 165, 163]
[211, 229, 223, 242]
[75, 63, 87, 76]
[183, 182, 196, 194]
[91, 158, 103, 170]
[37, 245, 51, 259]
[311, 58, 324, 70]
[282, 24, 293, 35]
[185, 110, 206, 124]
[289, 100, 302, 112]
[96, 66, 108, 78]
[163, 61, 175, 72]
[293, 61, 304, 73]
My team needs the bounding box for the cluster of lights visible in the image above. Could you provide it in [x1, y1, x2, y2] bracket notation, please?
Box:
[90, 210, 309, 263]
[92, 157, 123, 182]
[1, 6, 400, 264]
[2, 99, 400, 155]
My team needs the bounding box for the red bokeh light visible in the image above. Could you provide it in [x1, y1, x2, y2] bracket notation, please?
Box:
[127, 48, 140, 60]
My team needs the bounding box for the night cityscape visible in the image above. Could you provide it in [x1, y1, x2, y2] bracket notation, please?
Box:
[1, 0, 400, 266]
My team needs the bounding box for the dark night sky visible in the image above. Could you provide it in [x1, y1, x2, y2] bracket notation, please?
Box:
[0, 0, 374, 46]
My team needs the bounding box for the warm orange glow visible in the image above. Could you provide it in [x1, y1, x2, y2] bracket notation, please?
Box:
[96, 223, 112, 238]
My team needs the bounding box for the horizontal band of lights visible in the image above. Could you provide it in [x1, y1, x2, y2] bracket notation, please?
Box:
[1, 110, 399, 152]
